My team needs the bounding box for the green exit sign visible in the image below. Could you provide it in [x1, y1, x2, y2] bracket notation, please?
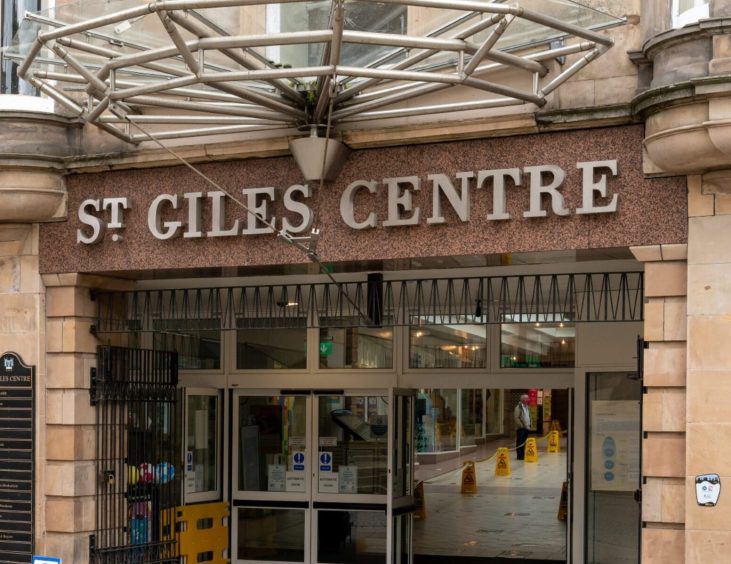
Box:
[319, 341, 333, 356]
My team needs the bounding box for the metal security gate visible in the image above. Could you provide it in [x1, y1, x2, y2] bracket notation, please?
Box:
[90, 346, 180, 563]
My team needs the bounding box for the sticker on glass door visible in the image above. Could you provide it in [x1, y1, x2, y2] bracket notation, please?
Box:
[319, 452, 339, 492]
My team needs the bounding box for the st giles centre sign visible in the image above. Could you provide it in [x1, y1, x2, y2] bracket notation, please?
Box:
[76, 160, 620, 245]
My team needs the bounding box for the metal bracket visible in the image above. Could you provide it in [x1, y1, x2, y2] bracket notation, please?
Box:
[549, 39, 566, 64]
[89, 366, 97, 405]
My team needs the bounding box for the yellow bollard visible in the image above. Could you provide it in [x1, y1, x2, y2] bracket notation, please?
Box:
[414, 480, 426, 519]
[461, 461, 478, 493]
[495, 447, 511, 476]
[547, 430, 561, 453]
[525, 437, 538, 462]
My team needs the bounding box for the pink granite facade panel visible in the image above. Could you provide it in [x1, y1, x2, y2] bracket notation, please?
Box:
[40, 125, 687, 274]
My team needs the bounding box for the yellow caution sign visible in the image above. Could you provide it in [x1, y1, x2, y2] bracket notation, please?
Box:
[495, 447, 511, 476]
[461, 461, 478, 494]
[525, 437, 538, 462]
[414, 480, 426, 519]
[547, 430, 561, 453]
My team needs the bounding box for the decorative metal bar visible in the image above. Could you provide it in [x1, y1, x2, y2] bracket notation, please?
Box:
[95, 272, 644, 332]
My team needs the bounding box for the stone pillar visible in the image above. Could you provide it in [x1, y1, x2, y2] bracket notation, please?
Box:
[630, 242, 688, 564]
[684, 173, 731, 562]
[42, 275, 100, 562]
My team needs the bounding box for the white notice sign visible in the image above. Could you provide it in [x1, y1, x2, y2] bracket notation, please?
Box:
[286, 471, 306, 492]
[339, 465, 358, 494]
[695, 474, 721, 507]
[590, 400, 640, 492]
[319, 436, 337, 447]
[268, 464, 286, 492]
[289, 436, 306, 448]
[319, 473, 339, 493]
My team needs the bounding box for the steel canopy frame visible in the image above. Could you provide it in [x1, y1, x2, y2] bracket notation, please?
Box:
[10, 0, 622, 143]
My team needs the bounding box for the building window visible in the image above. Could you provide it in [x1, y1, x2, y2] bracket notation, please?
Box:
[319, 327, 393, 369]
[500, 322, 576, 368]
[409, 324, 487, 369]
[236, 327, 307, 369]
[1, 0, 40, 95]
[153, 321, 221, 370]
[672, 0, 710, 27]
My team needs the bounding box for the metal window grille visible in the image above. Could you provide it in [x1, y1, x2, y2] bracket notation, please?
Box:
[93, 272, 643, 333]
[90, 346, 180, 564]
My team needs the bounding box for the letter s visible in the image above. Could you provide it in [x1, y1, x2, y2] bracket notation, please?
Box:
[77, 199, 105, 244]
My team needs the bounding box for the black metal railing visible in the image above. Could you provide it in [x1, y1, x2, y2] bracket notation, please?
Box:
[94, 271, 643, 333]
[90, 346, 180, 564]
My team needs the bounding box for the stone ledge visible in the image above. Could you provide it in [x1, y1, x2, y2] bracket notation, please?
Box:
[630, 244, 688, 263]
[632, 76, 731, 119]
[640, 17, 731, 62]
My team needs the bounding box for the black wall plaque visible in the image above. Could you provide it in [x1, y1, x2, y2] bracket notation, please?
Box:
[0, 352, 34, 562]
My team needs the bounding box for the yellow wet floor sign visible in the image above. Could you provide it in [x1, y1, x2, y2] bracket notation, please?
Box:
[525, 437, 538, 462]
[461, 461, 478, 493]
[548, 430, 561, 453]
[495, 447, 511, 476]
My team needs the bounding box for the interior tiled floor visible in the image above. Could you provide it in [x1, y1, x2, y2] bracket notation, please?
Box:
[413, 437, 568, 562]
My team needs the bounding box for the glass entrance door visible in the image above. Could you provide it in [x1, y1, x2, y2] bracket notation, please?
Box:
[585, 372, 641, 563]
[232, 391, 311, 563]
[231, 389, 415, 564]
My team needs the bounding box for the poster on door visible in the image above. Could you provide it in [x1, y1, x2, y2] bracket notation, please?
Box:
[590, 400, 640, 491]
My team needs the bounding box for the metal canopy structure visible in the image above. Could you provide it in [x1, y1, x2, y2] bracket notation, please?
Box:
[8, 0, 623, 144]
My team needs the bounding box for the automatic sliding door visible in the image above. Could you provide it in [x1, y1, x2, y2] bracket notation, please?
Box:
[232, 391, 311, 563]
[313, 392, 389, 564]
[231, 389, 415, 564]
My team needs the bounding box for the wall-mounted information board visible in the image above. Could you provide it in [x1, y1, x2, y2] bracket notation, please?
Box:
[0, 352, 35, 563]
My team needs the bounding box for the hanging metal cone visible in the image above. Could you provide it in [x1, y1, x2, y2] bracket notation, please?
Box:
[289, 134, 350, 183]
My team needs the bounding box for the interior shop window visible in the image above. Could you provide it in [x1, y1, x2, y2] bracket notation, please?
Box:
[415, 389, 458, 453]
[485, 389, 502, 434]
[319, 327, 393, 369]
[152, 321, 221, 370]
[460, 389, 483, 446]
[500, 322, 575, 368]
[673, 0, 709, 27]
[266, 1, 407, 69]
[409, 324, 487, 368]
[237, 327, 307, 369]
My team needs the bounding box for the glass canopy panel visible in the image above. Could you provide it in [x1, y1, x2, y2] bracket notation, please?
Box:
[8, 0, 622, 66]
[5, 0, 624, 143]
